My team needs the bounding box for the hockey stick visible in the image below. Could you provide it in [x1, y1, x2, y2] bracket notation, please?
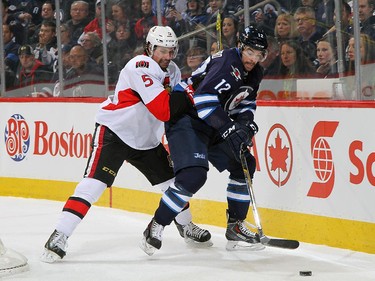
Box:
[240, 148, 300, 249]
[216, 12, 222, 51]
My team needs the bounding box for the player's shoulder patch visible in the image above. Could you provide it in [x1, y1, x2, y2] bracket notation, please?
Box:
[211, 50, 224, 59]
[135, 60, 150, 68]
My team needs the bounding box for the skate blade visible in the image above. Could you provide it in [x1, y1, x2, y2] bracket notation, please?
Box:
[184, 237, 214, 248]
[225, 240, 265, 251]
[139, 237, 157, 256]
[40, 249, 62, 263]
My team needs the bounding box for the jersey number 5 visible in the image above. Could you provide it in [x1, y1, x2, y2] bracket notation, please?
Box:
[142, 75, 153, 87]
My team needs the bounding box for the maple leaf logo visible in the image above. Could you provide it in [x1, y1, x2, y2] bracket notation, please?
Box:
[265, 124, 293, 187]
[268, 132, 289, 172]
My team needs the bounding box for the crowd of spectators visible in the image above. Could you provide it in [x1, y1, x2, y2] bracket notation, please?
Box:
[1, 0, 375, 97]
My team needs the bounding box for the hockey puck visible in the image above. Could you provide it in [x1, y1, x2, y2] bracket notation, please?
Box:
[299, 271, 312, 276]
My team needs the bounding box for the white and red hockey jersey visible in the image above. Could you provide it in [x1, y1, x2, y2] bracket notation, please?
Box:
[95, 54, 181, 150]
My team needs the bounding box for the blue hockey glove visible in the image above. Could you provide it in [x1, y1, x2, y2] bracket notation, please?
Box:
[219, 122, 253, 162]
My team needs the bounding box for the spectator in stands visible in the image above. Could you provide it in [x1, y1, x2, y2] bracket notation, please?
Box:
[316, 34, 338, 78]
[181, 46, 207, 79]
[250, 4, 277, 36]
[7, 0, 43, 39]
[29, 1, 55, 44]
[359, 0, 375, 40]
[65, 1, 91, 44]
[179, 0, 208, 49]
[65, 44, 103, 82]
[206, 0, 224, 25]
[278, 40, 316, 78]
[80, 32, 103, 66]
[346, 33, 375, 73]
[2, 0, 27, 45]
[316, 0, 335, 32]
[135, 0, 167, 42]
[260, 36, 281, 78]
[1, 0, 10, 24]
[224, 0, 245, 16]
[14, 44, 53, 95]
[78, 0, 113, 44]
[107, 22, 137, 83]
[345, 33, 375, 99]
[294, 6, 324, 66]
[52, 44, 73, 81]
[300, 0, 334, 32]
[164, 3, 187, 37]
[110, 0, 135, 29]
[3, 23, 19, 88]
[60, 23, 75, 48]
[53, 44, 104, 97]
[221, 14, 240, 49]
[134, 16, 155, 46]
[60, 0, 76, 22]
[3, 23, 20, 73]
[323, 0, 352, 65]
[181, 0, 207, 31]
[274, 12, 299, 44]
[33, 20, 57, 71]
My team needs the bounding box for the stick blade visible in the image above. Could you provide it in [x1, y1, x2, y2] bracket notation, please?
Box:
[263, 238, 300, 249]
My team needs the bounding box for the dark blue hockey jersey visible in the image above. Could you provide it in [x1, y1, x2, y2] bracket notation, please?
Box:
[191, 48, 264, 130]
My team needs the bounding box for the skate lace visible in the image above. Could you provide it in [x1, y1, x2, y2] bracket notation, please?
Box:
[151, 221, 164, 240]
[186, 222, 206, 238]
[51, 231, 68, 250]
[238, 221, 257, 237]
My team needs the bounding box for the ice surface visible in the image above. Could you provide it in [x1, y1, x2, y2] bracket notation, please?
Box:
[1, 196, 374, 281]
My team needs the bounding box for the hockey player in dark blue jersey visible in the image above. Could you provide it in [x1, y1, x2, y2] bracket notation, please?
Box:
[140, 25, 268, 255]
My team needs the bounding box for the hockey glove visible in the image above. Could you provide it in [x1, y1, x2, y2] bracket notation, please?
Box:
[240, 120, 258, 138]
[173, 81, 195, 106]
[219, 122, 253, 162]
[184, 84, 195, 105]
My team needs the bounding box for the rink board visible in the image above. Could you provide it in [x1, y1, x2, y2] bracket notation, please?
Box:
[0, 98, 375, 254]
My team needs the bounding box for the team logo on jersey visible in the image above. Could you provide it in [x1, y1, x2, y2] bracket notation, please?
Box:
[230, 65, 242, 81]
[224, 86, 252, 111]
[136, 61, 149, 68]
[163, 75, 171, 92]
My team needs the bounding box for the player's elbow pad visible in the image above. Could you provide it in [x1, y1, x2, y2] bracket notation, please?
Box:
[169, 91, 192, 120]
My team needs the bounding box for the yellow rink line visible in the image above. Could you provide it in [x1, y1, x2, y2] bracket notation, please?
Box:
[1, 177, 374, 254]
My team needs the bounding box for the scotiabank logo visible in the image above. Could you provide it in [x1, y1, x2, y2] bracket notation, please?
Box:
[4, 115, 92, 161]
[265, 124, 293, 187]
[4, 114, 30, 161]
[308, 121, 339, 198]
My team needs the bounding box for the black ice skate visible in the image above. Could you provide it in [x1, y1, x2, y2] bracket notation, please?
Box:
[40, 230, 68, 263]
[140, 218, 164, 256]
[174, 220, 213, 247]
[225, 211, 265, 251]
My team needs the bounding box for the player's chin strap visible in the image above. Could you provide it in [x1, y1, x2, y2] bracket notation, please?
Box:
[239, 146, 300, 250]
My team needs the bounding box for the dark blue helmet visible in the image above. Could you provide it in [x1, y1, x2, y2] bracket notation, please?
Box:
[239, 25, 268, 52]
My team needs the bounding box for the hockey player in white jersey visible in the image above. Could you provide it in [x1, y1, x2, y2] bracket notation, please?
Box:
[41, 26, 212, 263]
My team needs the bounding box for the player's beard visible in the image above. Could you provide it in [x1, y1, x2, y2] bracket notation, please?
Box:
[243, 62, 256, 72]
[159, 59, 170, 70]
